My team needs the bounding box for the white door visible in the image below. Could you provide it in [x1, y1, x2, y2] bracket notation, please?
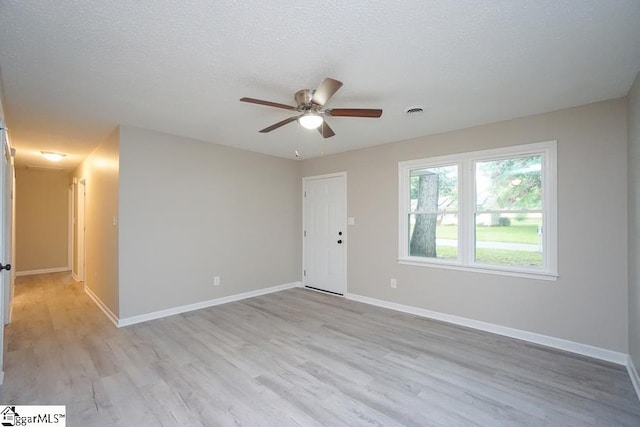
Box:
[303, 173, 347, 295]
[0, 127, 9, 382]
[2, 140, 13, 325]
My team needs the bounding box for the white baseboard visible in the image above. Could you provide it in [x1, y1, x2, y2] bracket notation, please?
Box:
[345, 292, 628, 366]
[117, 281, 302, 327]
[72, 273, 80, 282]
[84, 285, 119, 328]
[16, 267, 70, 277]
[628, 356, 640, 403]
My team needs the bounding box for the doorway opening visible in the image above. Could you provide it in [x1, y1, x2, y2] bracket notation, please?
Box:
[73, 179, 86, 283]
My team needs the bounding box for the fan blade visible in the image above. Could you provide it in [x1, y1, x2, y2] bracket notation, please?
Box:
[259, 116, 298, 133]
[317, 121, 335, 138]
[311, 78, 343, 106]
[240, 97, 297, 111]
[325, 108, 383, 118]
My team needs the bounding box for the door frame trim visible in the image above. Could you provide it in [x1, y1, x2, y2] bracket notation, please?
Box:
[302, 172, 347, 295]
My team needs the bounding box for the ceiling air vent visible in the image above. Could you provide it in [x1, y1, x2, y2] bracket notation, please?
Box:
[404, 106, 424, 116]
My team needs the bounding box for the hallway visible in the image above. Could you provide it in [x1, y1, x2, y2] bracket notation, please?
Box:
[0, 273, 122, 424]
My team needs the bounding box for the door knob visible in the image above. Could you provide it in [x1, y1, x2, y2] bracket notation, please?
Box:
[0, 263, 11, 271]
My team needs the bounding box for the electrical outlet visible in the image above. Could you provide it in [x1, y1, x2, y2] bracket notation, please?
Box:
[214, 276, 221, 286]
[390, 278, 397, 289]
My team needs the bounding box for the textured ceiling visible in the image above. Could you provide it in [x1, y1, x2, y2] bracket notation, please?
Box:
[1, 1, 639, 169]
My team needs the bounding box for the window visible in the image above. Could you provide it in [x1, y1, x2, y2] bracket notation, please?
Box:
[408, 164, 459, 260]
[399, 141, 557, 280]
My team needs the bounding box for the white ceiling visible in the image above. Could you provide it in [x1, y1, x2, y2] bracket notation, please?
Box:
[1, 1, 639, 170]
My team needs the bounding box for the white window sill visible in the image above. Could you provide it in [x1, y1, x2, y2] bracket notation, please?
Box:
[397, 258, 558, 281]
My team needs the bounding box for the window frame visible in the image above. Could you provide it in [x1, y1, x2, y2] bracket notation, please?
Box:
[398, 141, 558, 281]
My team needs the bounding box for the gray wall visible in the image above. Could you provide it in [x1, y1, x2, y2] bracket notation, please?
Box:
[301, 99, 628, 352]
[629, 71, 640, 368]
[15, 168, 70, 272]
[118, 126, 301, 318]
[73, 128, 120, 316]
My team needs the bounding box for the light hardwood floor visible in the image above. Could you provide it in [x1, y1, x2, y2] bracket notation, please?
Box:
[1, 272, 639, 426]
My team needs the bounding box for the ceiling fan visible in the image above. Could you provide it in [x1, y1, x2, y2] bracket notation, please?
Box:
[240, 78, 383, 138]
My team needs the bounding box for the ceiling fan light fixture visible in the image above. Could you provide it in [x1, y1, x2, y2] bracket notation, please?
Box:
[241, 77, 382, 138]
[298, 112, 323, 130]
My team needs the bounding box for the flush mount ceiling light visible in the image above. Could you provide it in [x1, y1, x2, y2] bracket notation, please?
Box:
[41, 151, 66, 162]
[298, 112, 324, 130]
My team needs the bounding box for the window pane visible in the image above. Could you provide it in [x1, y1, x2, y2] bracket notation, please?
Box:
[409, 213, 458, 260]
[474, 213, 543, 268]
[410, 165, 458, 212]
[475, 155, 542, 212]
